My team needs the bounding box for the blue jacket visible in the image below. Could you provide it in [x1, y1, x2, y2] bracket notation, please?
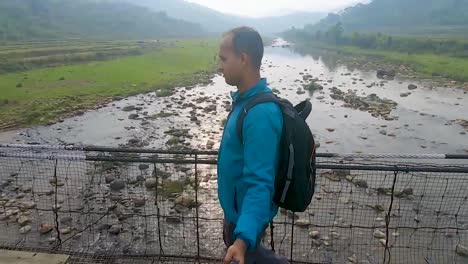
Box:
[217, 78, 283, 251]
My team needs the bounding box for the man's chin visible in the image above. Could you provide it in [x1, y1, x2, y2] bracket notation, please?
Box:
[224, 78, 237, 87]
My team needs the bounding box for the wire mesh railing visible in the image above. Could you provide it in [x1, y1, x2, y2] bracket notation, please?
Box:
[0, 144, 467, 263]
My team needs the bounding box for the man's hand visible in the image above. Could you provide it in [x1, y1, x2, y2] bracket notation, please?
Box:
[223, 239, 247, 264]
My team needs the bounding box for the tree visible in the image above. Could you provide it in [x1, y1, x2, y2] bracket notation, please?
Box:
[326, 23, 344, 44]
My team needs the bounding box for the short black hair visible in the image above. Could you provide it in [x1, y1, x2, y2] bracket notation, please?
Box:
[225, 26, 264, 69]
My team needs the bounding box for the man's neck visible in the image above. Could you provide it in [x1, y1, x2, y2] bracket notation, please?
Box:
[237, 73, 261, 94]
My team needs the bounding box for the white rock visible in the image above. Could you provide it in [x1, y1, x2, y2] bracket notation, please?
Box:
[17, 215, 31, 226]
[347, 255, 357, 263]
[19, 225, 32, 234]
[22, 201, 36, 209]
[456, 245, 468, 257]
[295, 219, 310, 227]
[331, 232, 340, 239]
[309, 230, 320, 239]
[373, 230, 386, 239]
[59, 227, 71, 234]
[380, 239, 387, 246]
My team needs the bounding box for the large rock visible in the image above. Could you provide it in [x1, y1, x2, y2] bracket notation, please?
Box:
[21, 201, 36, 209]
[133, 197, 146, 207]
[110, 180, 126, 191]
[138, 164, 150, 170]
[145, 178, 157, 189]
[108, 224, 122, 235]
[304, 81, 323, 92]
[105, 175, 115, 184]
[353, 179, 368, 188]
[60, 216, 73, 225]
[175, 193, 199, 208]
[128, 113, 139, 120]
[295, 219, 310, 228]
[122, 105, 136, 112]
[321, 171, 341, 182]
[408, 84, 418, 90]
[206, 140, 215, 149]
[376, 69, 396, 79]
[18, 215, 31, 226]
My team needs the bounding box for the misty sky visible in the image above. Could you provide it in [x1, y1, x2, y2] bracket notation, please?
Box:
[185, 0, 369, 17]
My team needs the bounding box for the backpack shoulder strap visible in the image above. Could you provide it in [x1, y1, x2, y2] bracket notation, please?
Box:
[236, 93, 278, 144]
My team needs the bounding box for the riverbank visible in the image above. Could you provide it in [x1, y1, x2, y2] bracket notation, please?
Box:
[0, 39, 218, 131]
[292, 42, 468, 88]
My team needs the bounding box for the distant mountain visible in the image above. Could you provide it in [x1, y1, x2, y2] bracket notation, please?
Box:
[303, 0, 468, 36]
[119, 0, 326, 35]
[0, 0, 204, 41]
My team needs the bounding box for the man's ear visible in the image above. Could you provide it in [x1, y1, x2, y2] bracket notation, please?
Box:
[239, 52, 249, 67]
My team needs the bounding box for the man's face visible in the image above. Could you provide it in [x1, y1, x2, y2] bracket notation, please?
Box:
[218, 34, 243, 86]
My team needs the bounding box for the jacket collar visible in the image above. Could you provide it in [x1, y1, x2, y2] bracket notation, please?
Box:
[231, 78, 268, 104]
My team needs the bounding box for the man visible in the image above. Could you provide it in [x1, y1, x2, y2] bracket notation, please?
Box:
[217, 26, 288, 264]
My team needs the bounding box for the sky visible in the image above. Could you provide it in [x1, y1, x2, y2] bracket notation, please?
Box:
[185, 0, 370, 17]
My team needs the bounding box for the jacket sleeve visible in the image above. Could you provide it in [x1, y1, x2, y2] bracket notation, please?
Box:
[233, 102, 283, 251]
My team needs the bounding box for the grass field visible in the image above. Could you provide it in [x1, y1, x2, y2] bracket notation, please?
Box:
[0, 39, 219, 129]
[314, 44, 468, 82]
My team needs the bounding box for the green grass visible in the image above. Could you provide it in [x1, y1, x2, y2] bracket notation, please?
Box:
[0, 39, 219, 129]
[320, 44, 468, 82]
